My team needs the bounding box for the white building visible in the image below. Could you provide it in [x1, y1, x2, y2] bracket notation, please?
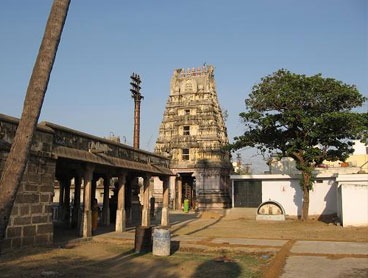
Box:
[231, 173, 368, 227]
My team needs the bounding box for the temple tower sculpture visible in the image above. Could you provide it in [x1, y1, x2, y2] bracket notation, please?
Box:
[155, 65, 232, 210]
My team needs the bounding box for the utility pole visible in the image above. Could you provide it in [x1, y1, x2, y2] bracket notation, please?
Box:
[130, 73, 143, 149]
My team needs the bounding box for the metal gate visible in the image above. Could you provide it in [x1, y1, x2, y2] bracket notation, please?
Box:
[233, 180, 262, 207]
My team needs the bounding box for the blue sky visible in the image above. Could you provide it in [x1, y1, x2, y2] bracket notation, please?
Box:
[0, 0, 367, 173]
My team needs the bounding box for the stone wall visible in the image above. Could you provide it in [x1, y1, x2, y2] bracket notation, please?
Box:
[0, 114, 56, 250]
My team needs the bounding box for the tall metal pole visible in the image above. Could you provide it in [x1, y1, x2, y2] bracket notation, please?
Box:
[130, 73, 143, 149]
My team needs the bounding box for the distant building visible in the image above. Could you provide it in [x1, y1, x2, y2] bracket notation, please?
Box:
[232, 153, 252, 174]
[268, 140, 368, 175]
[154, 65, 233, 210]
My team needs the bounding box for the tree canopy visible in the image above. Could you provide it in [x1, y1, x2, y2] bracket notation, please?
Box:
[231, 69, 367, 220]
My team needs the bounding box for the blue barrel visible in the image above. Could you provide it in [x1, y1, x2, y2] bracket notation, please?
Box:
[152, 228, 171, 256]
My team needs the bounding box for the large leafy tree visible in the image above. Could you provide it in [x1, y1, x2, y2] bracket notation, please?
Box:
[230, 69, 367, 220]
[0, 0, 70, 251]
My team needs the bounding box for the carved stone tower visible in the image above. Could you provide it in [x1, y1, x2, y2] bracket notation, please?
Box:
[155, 65, 232, 210]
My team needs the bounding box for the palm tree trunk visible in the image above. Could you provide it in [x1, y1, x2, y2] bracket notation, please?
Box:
[0, 0, 70, 251]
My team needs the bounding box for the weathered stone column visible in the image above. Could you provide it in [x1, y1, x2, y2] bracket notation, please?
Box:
[125, 177, 133, 224]
[177, 176, 183, 210]
[141, 175, 151, 227]
[58, 181, 65, 221]
[62, 178, 71, 226]
[72, 175, 81, 229]
[81, 164, 94, 238]
[91, 177, 97, 203]
[101, 175, 111, 226]
[161, 176, 170, 227]
[169, 175, 176, 209]
[115, 172, 127, 232]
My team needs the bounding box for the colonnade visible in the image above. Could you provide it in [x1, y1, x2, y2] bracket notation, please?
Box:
[57, 163, 171, 238]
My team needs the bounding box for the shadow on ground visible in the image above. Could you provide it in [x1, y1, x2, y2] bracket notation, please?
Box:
[53, 211, 199, 245]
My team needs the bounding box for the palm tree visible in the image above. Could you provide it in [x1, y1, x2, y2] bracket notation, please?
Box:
[0, 0, 71, 251]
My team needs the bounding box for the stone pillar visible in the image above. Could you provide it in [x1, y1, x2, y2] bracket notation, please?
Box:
[58, 181, 65, 221]
[141, 175, 151, 227]
[72, 175, 81, 229]
[62, 178, 71, 226]
[115, 172, 127, 232]
[161, 177, 170, 227]
[91, 177, 97, 203]
[81, 164, 94, 238]
[125, 177, 133, 224]
[101, 175, 111, 226]
[169, 175, 176, 209]
[177, 176, 183, 210]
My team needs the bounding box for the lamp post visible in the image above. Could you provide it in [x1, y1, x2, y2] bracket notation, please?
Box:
[130, 73, 143, 149]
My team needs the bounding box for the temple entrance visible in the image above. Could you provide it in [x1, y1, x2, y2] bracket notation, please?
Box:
[179, 173, 196, 210]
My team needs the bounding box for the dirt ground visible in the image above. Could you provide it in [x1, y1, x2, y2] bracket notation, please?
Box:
[172, 210, 368, 242]
[0, 209, 367, 277]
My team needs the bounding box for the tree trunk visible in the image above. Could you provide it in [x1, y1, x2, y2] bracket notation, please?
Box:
[301, 171, 311, 221]
[0, 0, 70, 252]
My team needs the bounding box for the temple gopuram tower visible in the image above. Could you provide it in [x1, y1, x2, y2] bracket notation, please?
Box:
[155, 65, 232, 211]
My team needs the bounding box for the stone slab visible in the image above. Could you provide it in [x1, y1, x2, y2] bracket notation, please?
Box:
[281, 256, 368, 278]
[171, 235, 207, 242]
[212, 238, 287, 247]
[256, 214, 285, 221]
[291, 241, 368, 255]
